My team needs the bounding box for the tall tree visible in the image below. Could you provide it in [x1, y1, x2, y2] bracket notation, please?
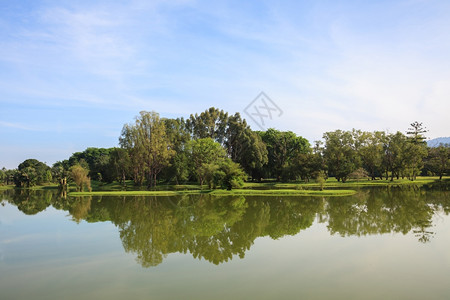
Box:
[15, 159, 51, 187]
[186, 107, 228, 143]
[382, 131, 408, 181]
[70, 164, 91, 192]
[120, 123, 145, 185]
[119, 111, 175, 188]
[225, 113, 268, 180]
[108, 148, 131, 186]
[163, 118, 191, 184]
[358, 131, 385, 180]
[322, 130, 359, 182]
[259, 129, 310, 181]
[0, 168, 5, 185]
[52, 161, 69, 188]
[405, 121, 428, 180]
[425, 145, 449, 180]
[188, 138, 227, 186]
[68, 147, 113, 181]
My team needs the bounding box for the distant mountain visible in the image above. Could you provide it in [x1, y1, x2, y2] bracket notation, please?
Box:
[427, 137, 450, 147]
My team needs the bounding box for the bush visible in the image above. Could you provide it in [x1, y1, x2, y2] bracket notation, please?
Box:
[348, 168, 369, 180]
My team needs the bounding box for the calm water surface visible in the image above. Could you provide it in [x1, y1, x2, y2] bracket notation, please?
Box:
[1, 184, 449, 299]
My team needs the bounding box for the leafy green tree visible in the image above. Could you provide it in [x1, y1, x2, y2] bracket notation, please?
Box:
[44, 170, 52, 183]
[70, 164, 91, 192]
[259, 129, 310, 181]
[4, 169, 16, 185]
[68, 147, 113, 181]
[315, 170, 326, 191]
[348, 168, 369, 180]
[15, 159, 51, 187]
[382, 131, 408, 181]
[425, 145, 449, 180]
[359, 131, 385, 180]
[108, 148, 131, 186]
[322, 130, 359, 182]
[225, 113, 268, 180]
[404, 121, 428, 180]
[214, 159, 247, 190]
[186, 109, 267, 181]
[0, 168, 5, 185]
[119, 111, 175, 188]
[120, 123, 145, 185]
[189, 138, 227, 186]
[162, 118, 191, 184]
[52, 160, 69, 188]
[186, 107, 228, 143]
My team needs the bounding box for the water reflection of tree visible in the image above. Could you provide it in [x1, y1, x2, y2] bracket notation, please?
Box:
[3, 189, 53, 215]
[3, 184, 450, 267]
[69, 196, 92, 223]
[325, 186, 436, 242]
[93, 195, 322, 267]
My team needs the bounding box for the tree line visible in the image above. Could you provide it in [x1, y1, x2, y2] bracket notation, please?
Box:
[1, 108, 449, 190]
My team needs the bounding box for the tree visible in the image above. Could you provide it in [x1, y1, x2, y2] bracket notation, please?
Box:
[188, 138, 227, 186]
[383, 131, 408, 181]
[52, 160, 69, 188]
[407, 121, 427, 144]
[405, 121, 428, 180]
[358, 131, 385, 180]
[186, 109, 268, 181]
[68, 147, 114, 181]
[162, 118, 191, 184]
[108, 148, 131, 186]
[225, 113, 268, 180]
[322, 130, 359, 182]
[186, 107, 228, 143]
[119, 111, 175, 188]
[120, 123, 145, 185]
[213, 159, 247, 190]
[0, 168, 5, 185]
[425, 145, 449, 180]
[70, 164, 91, 192]
[15, 159, 51, 187]
[3, 169, 16, 185]
[315, 170, 326, 191]
[259, 129, 310, 181]
[348, 168, 369, 180]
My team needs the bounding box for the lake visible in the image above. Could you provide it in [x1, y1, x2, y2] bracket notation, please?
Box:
[1, 183, 449, 299]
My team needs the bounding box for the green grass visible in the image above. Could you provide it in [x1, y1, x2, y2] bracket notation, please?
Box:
[90, 180, 206, 191]
[10, 176, 447, 196]
[69, 188, 356, 197]
[243, 176, 443, 189]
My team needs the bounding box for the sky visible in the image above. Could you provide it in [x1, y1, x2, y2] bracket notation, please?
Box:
[1, 0, 449, 169]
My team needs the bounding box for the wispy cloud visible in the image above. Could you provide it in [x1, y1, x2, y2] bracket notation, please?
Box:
[0, 0, 449, 168]
[0, 121, 41, 131]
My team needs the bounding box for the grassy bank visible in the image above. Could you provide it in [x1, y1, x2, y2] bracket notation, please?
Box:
[69, 188, 357, 197]
[9, 176, 447, 196]
[243, 176, 443, 189]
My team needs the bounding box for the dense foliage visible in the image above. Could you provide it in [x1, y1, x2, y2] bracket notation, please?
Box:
[1, 109, 448, 189]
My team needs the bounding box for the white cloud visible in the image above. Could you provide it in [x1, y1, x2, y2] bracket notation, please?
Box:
[0, 121, 41, 131]
[0, 0, 449, 169]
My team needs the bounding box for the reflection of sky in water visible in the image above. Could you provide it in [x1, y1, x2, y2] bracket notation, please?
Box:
[1, 192, 450, 300]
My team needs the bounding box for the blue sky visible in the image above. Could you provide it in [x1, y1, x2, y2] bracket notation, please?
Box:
[1, 0, 449, 169]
